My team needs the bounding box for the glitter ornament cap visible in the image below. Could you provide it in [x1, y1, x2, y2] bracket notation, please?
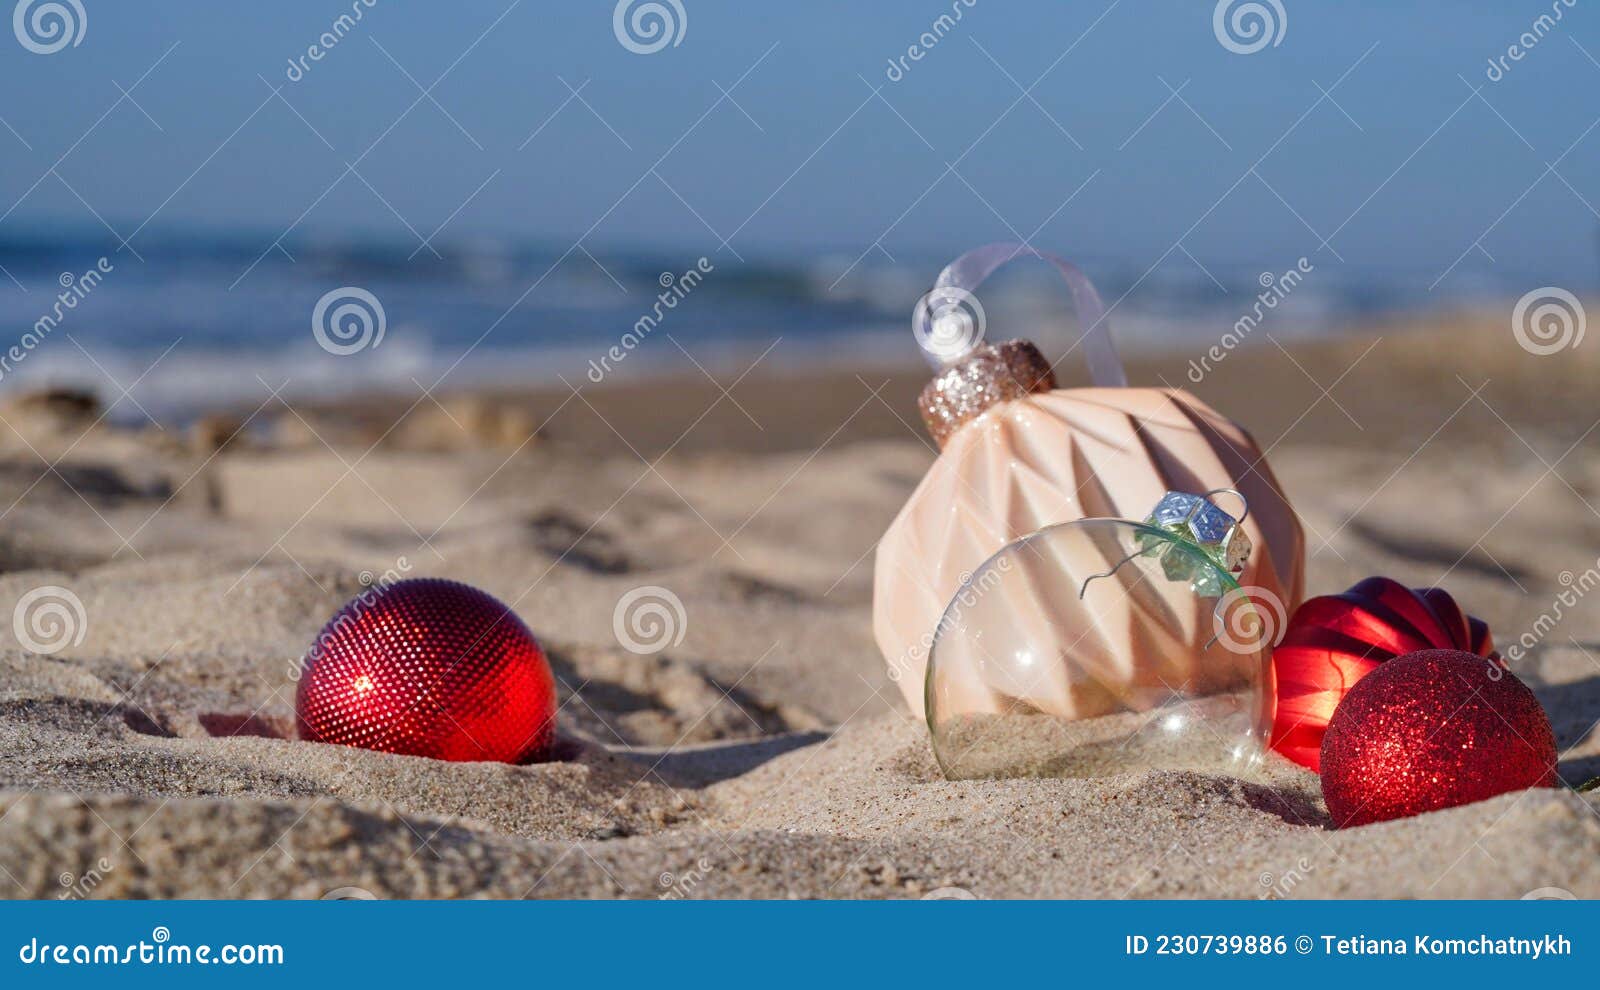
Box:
[874, 243, 1306, 719]
[918, 339, 1056, 447]
[924, 506, 1275, 781]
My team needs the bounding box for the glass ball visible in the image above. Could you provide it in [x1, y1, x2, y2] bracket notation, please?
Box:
[925, 518, 1274, 780]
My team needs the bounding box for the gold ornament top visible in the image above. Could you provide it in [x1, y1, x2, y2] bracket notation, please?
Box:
[917, 339, 1056, 448]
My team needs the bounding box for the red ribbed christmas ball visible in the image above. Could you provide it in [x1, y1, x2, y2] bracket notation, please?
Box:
[295, 578, 557, 763]
[1320, 649, 1556, 828]
[1271, 577, 1498, 771]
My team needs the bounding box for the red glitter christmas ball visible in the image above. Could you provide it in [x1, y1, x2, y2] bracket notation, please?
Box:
[1320, 649, 1556, 828]
[1270, 577, 1498, 771]
[295, 578, 557, 763]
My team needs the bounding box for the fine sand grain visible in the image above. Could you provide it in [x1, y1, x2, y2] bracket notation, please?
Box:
[1, 316, 1598, 899]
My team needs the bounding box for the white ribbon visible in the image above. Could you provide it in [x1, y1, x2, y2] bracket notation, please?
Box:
[916, 242, 1127, 388]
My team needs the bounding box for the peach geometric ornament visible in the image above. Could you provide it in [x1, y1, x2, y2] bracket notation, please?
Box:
[873, 243, 1305, 719]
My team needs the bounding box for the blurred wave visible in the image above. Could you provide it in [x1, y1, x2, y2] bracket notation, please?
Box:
[0, 230, 1543, 417]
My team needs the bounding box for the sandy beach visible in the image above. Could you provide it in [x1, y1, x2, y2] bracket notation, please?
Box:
[2, 309, 1599, 900]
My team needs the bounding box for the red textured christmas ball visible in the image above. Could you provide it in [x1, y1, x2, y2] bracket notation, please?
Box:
[295, 578, 557, 763]
[1271, 577, 1498, 771]
[1320, 649, 1556, 828]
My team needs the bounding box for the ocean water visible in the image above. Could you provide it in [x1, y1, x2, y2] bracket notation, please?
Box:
[0, 232, 1537, 420]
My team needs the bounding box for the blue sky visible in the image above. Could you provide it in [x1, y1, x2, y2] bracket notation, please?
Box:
[0, 0, 1596, 288]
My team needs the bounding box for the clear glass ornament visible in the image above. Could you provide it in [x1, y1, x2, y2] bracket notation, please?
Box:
[925, 516, 1274, 780]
